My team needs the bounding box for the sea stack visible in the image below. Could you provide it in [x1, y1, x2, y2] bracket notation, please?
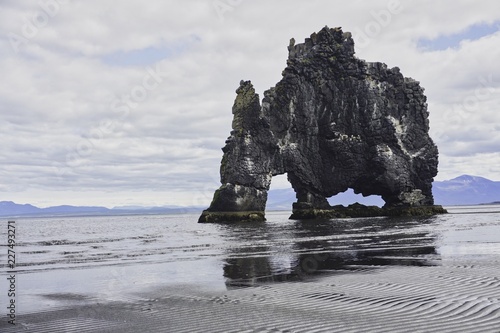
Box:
[199, 26, 446, 223]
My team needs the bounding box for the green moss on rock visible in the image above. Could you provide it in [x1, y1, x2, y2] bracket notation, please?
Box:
[198, 210, 266, 223]
[290, 204, 447, 220]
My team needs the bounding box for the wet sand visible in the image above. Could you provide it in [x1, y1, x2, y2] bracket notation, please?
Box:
[3, 257, 500, 332]
[2, 208, 500, 332]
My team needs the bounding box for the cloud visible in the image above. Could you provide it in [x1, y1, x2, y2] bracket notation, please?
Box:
[0, 0, 499, 207]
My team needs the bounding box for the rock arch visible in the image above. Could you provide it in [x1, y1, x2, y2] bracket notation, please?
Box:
[199, 27, 446, 223]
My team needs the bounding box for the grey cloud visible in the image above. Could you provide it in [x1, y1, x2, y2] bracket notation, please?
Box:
[1, 0, 500, 207]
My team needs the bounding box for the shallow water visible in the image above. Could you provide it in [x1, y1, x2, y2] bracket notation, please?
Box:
[1, 206, 500, 331]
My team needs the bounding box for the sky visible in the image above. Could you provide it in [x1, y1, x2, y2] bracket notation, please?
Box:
[0, 0, 499, 208]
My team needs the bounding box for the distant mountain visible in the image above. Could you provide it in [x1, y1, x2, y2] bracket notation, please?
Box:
[266, 188, 296, 210]
[0, 201, 111, 217]
[433, 175, 500, 206]
[0, 201, 201, 218]
[1, 175, 498, 217]
[0, 201, 41, 215]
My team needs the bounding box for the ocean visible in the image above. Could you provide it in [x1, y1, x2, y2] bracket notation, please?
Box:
[1, 206, 500, 332]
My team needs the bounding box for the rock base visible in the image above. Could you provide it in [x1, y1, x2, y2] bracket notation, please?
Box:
[290, 203, 448, 220]
[198, 204, 447, 223]
[198, 211, 266, 223]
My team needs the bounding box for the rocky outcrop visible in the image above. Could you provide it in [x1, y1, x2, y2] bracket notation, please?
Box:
[199, 26, 445, 223]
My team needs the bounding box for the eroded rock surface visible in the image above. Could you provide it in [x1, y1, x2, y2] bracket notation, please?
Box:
[199, 27, 445, 223]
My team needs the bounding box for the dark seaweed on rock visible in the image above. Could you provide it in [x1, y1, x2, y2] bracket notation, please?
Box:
[200, 26, 444, 223]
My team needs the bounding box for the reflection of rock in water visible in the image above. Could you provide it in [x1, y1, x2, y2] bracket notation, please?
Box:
[297, 244, 437, 273]
[224, 257, 274, 287]
[224, 217, 439, 287]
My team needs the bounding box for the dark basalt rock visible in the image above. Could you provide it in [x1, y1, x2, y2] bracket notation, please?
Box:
[289, 203, 448, 220]
[199, 26, 446, 223]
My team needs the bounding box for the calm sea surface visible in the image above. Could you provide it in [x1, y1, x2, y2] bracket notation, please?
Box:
[1, 206, 500, 314]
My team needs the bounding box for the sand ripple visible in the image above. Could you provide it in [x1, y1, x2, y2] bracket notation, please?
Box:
[4, 262, 499, 333]
[2, 210, 500, 332]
